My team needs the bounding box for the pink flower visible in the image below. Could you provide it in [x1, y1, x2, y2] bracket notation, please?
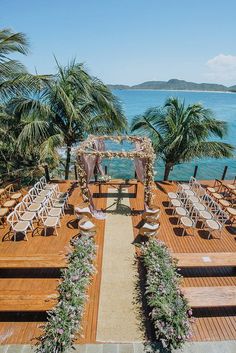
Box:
[57, 328, 64, 335]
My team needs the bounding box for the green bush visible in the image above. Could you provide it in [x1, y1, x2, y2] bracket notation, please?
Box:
[36, 235, 96, 353]
[141, 239, 192, 349]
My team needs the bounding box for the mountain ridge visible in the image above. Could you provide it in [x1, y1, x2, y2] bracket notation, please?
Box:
[107, 79, 236, 92]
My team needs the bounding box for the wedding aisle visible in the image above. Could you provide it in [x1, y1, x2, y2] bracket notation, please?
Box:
[96, 188, 142, 342]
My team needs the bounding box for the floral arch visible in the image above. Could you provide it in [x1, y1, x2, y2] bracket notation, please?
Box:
[76, 135, 156, 209]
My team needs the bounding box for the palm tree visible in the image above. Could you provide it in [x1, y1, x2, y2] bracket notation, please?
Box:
[7, 59, 127, 179]
[0, 28, 51, 177]
[131, 97, 234, 181]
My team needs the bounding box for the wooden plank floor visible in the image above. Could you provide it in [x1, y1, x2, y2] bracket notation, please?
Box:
[130, 181, 236, 342]
[0, 181, 107, 344]
[0, 180, 235, 344]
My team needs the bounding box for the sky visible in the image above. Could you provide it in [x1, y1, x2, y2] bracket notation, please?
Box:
[1, 0, 236, 86]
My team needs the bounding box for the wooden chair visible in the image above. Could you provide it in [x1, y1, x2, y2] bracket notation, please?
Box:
[4, 184, 22, 202]
[226, 207, 236, 224]
[0, 207, 9, 226]
[206, 179, 222, 195]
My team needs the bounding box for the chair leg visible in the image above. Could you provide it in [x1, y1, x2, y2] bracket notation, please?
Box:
[44, 227, 46, 236]
[55, 227, 58, 236]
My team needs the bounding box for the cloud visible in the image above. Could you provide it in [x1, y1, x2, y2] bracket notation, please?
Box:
[205, 54, 236, 85]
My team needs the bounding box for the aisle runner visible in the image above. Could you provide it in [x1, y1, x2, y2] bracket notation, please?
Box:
[96, 189, 142, 342]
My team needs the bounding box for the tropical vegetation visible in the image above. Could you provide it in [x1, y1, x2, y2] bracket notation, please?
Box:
[141, 238, 192, 349]
[36, 234, 96, 353]
[0, 27, 127, 180]
[131, 97, 234, 180]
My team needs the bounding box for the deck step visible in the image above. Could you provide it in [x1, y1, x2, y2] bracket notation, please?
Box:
[173, 252, 236, 267]
[0, 254, 67, 268]
[0, 292, 57, 311]
[182, 286, 236, 307]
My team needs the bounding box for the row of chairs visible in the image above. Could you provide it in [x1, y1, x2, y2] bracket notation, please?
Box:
[6, 177, 69, 241]
[168, 178, 229, 238]
[206, 179, 236, 223]
[0, 184, 23, 226]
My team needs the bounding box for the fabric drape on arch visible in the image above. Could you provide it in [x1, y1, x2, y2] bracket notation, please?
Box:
[134, 141, 147, 182]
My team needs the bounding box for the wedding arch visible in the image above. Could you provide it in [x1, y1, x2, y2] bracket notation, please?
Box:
[76, 135, 156, 209]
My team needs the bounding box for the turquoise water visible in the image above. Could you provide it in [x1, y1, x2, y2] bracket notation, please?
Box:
[104, 90, 236, 180]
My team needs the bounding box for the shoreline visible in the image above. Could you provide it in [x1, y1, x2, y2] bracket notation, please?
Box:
[112, 88, 236, 94]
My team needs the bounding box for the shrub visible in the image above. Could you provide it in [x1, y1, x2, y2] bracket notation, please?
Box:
[141, 239, 192, 349]
[36, 234, 96, 353]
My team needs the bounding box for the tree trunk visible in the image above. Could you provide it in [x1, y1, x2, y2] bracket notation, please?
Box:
[163, 163, 173, 181]
[65, 145, 71, 180]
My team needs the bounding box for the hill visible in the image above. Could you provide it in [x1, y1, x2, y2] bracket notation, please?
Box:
[107, 79, 234, 92]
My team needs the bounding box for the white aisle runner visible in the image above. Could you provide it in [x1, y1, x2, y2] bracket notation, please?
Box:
[96, 189, 142, 342]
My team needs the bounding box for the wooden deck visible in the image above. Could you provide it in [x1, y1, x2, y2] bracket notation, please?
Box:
[0, 180, 235, 344]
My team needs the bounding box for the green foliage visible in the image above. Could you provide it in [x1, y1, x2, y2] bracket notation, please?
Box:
[6, 59, 127, 179]
[36, 235, 96, 353]
[141, 239, 192, 349]
[131, 97, 234, 180]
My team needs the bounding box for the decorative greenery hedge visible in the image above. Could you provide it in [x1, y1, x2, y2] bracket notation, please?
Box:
[36, 235, 96, 353]
[141, 239, 192, 349]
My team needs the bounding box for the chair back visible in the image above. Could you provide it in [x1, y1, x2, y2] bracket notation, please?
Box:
[22, 194, 32, 207]
[216, 209, 228, 226]
[197, 186, 206, 199]
[189, 206, 198, 226]
[4, 184, 14, 196]
[7, 210, 19, 227]
[34, 182, 42, 194]
[202, 193, 212, 207]
[15, 202, 26, 215]
[189, 176, 197, 187]
[40, 176, 47, 188]
[28, 187, 37, 200]
[209, 200, 221, 214]
[38, 207, 48, 223]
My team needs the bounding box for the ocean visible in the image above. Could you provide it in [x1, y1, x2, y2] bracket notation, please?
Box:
[103, 90, 236, 181]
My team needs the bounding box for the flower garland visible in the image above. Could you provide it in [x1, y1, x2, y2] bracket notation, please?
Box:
[141, 239, 192, 349]
[36, 235, 96, 353]
[77, 135, 156, 207]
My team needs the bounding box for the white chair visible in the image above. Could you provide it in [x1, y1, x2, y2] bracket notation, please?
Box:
[15, 202, 37, 225]
[205, 209, 228, 239]
[38, 207, 60, 236]
[39, 176, 57, 191]
[48, 190, 66, 215]
[179, 207, 198, 236]
[22, 194, 42, 214]
[7, 210, 33, 241]
[43, 199, 62, 220]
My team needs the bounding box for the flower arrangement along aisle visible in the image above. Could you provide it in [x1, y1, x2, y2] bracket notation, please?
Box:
[141, 239, 192, 349]
[36, 235, 96, 353]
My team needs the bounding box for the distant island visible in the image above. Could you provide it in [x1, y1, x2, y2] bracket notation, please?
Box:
[107, 79, 236, 92]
